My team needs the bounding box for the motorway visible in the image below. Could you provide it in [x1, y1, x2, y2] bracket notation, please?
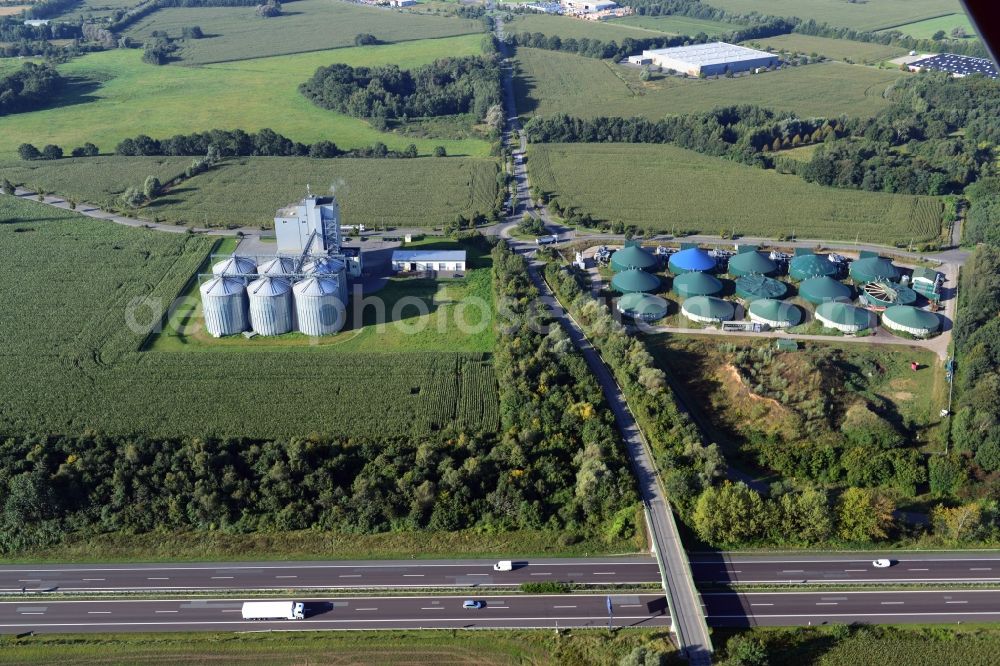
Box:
[6, 553, 1000, 593]
[3, 589, 1000, 634]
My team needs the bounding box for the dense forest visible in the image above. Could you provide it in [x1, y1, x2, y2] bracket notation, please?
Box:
[300, 56, 502, 123]
[0, 62, 63, 116]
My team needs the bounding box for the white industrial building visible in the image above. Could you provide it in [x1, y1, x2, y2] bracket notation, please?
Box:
[562, 0, 618, 13]
[391, 250, 467, 273]
[629, 41, 779, 76]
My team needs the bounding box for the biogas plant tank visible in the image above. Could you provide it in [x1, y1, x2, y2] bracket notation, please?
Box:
[293, 277, 345, 336]
[200, 277, 248, 337]
[247, 276, 293, 336]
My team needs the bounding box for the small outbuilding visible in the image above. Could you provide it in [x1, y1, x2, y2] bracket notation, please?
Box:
[735, 274, 787, 301]
[748, 299, 802, 328]
[849, 256, 900, 284]
[727, 250, 776, 277]
[610, 243, 658, 273]
[617, 292, 670, 322]
[882, 305, 940, 337]
[681, 296, 735, 323]
[672, 271, 723, 297]
[788, 253, 839, 281]
[668, 247, 716, 274]
[815, 302, 873, 333]
[391, 250, 466, 273]
[611, 268, 661, 294]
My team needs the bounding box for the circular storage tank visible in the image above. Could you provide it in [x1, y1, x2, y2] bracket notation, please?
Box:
[727, 251, 776, 277]
[200, 276, 248, 337]
[668, 247, 716, 274]
[212, 256, 257, 281]
[748, 299, 802, 328]
[849, 256, 899, 284]
[258, 257, 296, 276]
[882, 305, 940, 337]
[681, 296, 735, 323]
[293, 277, 345, 336]
[673, 271, 723, 297]
[788, 254, 838, 281]
[247, 276, 293, 336]
[617, 292, 669, 322]
[815, 302, 872, 333]
[611, 268, 661, 294]
[610, 244, 658, 273]
[735, 274, 787, 301]
[303, 255, 346, 276]
[799, 276, 852, 304]
[860, 280, 917, 309]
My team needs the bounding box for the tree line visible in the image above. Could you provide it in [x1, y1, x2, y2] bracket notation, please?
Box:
[300, 56, 502, 124]
[0, 62, 62, 116]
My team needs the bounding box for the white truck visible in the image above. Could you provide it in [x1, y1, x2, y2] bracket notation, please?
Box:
[241, 601, 305, 621]
[493, 560, 513, 572]
[536, 235, 559, 246]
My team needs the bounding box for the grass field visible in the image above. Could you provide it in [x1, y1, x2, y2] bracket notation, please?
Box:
[0, 4, 29, 16]
[699, 0, 964, 31]
[528, 143, 943, 244]
[0, 155, 500, 228]
[514, 47, 904, 119]
[0, 34, 491, 161]
[125, 0, 483, 65]
[0, 629, 674, 665]
[506, 13, 667, 42]
[608, 14, 740, 36]
[150, 237, 496, 352]
[743, 34, 907, 63]
[0, 195, 498, 439]
[879, 13, 978, 39]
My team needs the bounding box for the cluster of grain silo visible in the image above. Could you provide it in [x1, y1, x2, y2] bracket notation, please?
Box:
[200, 254, 347, 338]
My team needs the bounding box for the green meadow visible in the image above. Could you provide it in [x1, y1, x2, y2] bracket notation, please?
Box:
[879, 13, 978, 40]
[505, 13, 665, 42]
[0, 34, 491, 161]
[743, 34, 907, 63]
[124, 0, 483, 65]
[514, 47, 904, 119]
[700, 0, 963, 31]
[608, 14, 740, 36]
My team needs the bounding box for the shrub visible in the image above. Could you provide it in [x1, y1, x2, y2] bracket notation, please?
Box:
[18, 143, 41, 160]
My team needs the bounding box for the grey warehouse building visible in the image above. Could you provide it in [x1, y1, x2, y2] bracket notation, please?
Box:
[632, 41, 779, 76]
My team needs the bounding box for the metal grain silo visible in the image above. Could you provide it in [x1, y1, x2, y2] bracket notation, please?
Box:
[212, 255, 257, 282]
[258, 257, 296, 276]
[293, 277, 345, 336]
[302, 255, 345, 276]
[200, 277, 248, 337]
[247, 276, 293, 336]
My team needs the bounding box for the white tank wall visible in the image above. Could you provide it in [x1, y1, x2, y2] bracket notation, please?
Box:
[294, 278, 346, 336]
[200, 278, 248, 337]
[248, 278, 293, 336]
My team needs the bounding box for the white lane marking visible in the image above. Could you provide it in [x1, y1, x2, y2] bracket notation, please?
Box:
[708, 612, 1000, 619]
[621, 605, 642, 608]
[403, 575, 424, 577]
[221, 610, 241, 613]
[339, 575, 362, 578]
[146, 577, 170, 580]
[275, 576, 297, 579]
[355, 608, 378, 611]
[971, 568, 993, 571]
[594, 572, 616, 575]
[17, 580, 40, 583]
[553, 605, 577, 609]
[155, 610, 178, 613]
[467, 574, 489, 576]
[844, 569, 866, 572]
[82, 579, 106, 582]
[946, 601, 968, 604]
[703, 589, 1000, 596]
[87, 611, 111, 614]
[908, 568, 929, 571]
[490, 606, 510, 609]
[529, 573, 552, 576]
[420, 607, 446, 610]
[815, 603, 838, 606]
[881, 602, 904, 605]
[781, 570, 805, 573]
[210, 576, 234, 580]
[751, 604, 773, 607]
[19, 612, 44, 615]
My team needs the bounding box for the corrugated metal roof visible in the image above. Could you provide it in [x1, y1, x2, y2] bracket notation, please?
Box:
[392, 250, 467, 262]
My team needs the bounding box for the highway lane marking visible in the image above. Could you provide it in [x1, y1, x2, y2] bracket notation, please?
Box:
[355, 608, 378, 611]
[815, 603, 838, 606]
[275, 576, 297, 579]
[403, 575, 425, 577]
[621, 605, 642, 608]
[710, 612, 1000, 619]
[0, 562, 655, 574]
[221, 610, 241, 613]
[155, 611, 178, 613]
[751, 604, 773, 607]
[702, 589, 1000, 596]
[970, 568, 993, 571]
[82, 578, 106, 582]
[420, 607, 446, 610]
[594, 572, 616, 575]
[946, 601, 968, 604]
[147, 577, 169, 580]
[467, 574, 489, 576]
[529, 573, 552, 576]
[553, 605, 577, 609]
[907, 568, 929, 571]
[17, 580, 40, 583]
[881, 602, 904, 605]
[18, 612, 44, 615]
[844, 569, 866, 572]
[210, 577, 234, 580]
[339, 575, 362, 578]
[781, 570, 805, 573]
[490, 606, 510, 609]
[87, 611, 111, 614]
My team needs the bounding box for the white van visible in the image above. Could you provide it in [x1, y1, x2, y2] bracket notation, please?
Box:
[493, 560, 513, 572]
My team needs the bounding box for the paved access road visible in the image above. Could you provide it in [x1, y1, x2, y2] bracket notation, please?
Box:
[0, 594, 669, 634]
[0, 558, 659, 593]
[691, 552, 1000, 585]
[705, 589, 1000, 627]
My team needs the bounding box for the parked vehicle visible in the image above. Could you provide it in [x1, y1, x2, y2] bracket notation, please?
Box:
[241, 601, 305, 620]
[493, 560, 513, 572]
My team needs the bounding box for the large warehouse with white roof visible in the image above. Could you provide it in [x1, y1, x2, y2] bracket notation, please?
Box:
[631, 42, 779, 77]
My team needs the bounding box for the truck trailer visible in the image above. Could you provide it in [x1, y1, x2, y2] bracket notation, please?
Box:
[241, 601, 305, 620]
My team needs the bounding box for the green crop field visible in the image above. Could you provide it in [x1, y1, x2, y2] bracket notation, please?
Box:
[506, 13, 667, 41]
[0, 34, 491, 161]
[0, 195, 499, 439]
[743, 34, 907, 63]
[879, 13, 978, 40]
[528, 143, 943, 244]
[699, 0, 963, 31]
[514, 47, 904, 119]
[608, 14, 740, 36]
[125, 0, 483, 65]
[0, 155, 500, 229]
